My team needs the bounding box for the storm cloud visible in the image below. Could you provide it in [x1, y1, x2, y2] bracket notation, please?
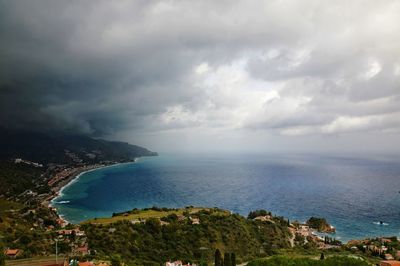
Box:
[1, 0, 400, 152]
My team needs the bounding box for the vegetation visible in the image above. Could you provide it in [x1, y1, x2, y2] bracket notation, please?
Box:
[215, 249, 222, 266]
[85, 206, 224, 225]
[306, 217, 332, 232]
[0, 199, 60, 258]
[82, 207, 291, 265]
[0, 161, 47, 197]
[346, 236, 400, 261]
[247, 255, 369, 266]
[0, 242, 5, 266]
[248, 210, 272, 219]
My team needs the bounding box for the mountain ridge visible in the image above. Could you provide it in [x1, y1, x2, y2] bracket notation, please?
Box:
[0, 128, 157, 164]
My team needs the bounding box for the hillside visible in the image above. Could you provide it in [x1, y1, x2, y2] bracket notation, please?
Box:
[81, 207, 292, 265]
[247, 255, 369, 266]
[0, 128, 157, 165]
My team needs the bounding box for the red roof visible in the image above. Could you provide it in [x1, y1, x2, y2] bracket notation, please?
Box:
[77, 244, 89, 253]
[380, 261, 400, 266]
[5, 249, 20, 256]
[79, 262, 93, 266]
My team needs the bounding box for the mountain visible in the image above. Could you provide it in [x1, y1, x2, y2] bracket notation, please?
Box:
[0, 128, 157, 164]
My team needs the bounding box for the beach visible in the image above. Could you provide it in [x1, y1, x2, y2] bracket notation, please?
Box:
[44, 160, 137, 224]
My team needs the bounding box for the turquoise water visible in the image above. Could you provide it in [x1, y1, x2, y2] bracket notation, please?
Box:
[53, 153, 400, 241]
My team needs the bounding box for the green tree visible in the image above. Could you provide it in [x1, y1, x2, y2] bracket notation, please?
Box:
[0, 243, 5, 266]
[215, 249, 222, 266]
[224, 253, 231, 266]
[111, 255, 122, 266]
[145, 217, 161, 234]
[231, 253, 236, 266]
[0, 252, 4, 266]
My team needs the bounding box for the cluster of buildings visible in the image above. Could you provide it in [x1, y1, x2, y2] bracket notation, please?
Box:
[57, 228, 90, 256]
[47, 167, 77, 187]
[348, 237, 400, 264]
[14, 158, 43, 167]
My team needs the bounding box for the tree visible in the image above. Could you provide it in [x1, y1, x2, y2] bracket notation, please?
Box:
[320, 252, 325, 260]
[145, 217, 161, 234]
[224, 253, 231, 266]
[0, 243, 5, 266]
[231, 253, 236, 266]
[215, 249, 222, 266]
[0, 252, 4, 266]
[247, 210, 271, 219]
[111, 255, 122, 266]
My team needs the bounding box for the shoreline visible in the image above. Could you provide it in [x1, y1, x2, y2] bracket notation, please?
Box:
[45, 159, 139, 224]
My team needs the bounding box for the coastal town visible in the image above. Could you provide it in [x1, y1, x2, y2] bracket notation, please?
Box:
[0, 148, 134, 266]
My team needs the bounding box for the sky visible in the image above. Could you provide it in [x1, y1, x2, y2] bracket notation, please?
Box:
[1, 0, 400, 153]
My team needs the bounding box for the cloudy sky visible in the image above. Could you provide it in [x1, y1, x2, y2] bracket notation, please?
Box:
[1, 0, 400, 153]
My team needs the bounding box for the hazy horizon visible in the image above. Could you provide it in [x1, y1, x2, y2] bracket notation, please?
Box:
[1, 1, 400, 153]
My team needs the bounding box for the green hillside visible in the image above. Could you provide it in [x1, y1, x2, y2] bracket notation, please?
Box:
[248, 255, 369, 266]
[82, 207, 292, 265]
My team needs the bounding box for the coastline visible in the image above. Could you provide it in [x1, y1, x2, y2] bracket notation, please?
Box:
[45, 159, 138, 224]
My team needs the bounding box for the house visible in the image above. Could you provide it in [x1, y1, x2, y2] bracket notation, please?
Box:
[396, 250, 400, 259]
[297, 225, 312, 237]
[79, 262, 94, 266]
[165, 261, 196, 266]
[76, 244, 89, 255]
[380, 261, 400, 266]
[177, 215, 185, 221]
[160, 220, 170, 226]
[96, 263, 110, 266]
[4, 248, 21, 258]
[190, 217, 200, 225]
[47, 225, 55, 230]
[131, 219, 141, 224]
[166, 261, 183, 266]
[385, 254, 395, 260]
[58, 229, 73, 235]
[56, 218, 68, 227]
[74, 229, 85, 236]
[254, 215, 272, 222]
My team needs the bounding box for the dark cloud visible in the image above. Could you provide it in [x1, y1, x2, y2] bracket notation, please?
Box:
[1, 0, 400, 152]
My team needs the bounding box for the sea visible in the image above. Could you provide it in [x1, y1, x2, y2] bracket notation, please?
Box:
[52, 152, 400, 242]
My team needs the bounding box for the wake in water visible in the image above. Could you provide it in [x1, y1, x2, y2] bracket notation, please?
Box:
[55, 200, 70, 204]
[373, 221, 389, 226]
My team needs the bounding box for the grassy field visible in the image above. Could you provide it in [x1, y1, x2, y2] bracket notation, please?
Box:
[83, 207, 230, 224]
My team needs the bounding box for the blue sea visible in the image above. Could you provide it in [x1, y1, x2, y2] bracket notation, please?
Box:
[52, 153, 400, 242]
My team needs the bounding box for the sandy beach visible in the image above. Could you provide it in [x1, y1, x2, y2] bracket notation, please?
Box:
[44, 160, 138, 224]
